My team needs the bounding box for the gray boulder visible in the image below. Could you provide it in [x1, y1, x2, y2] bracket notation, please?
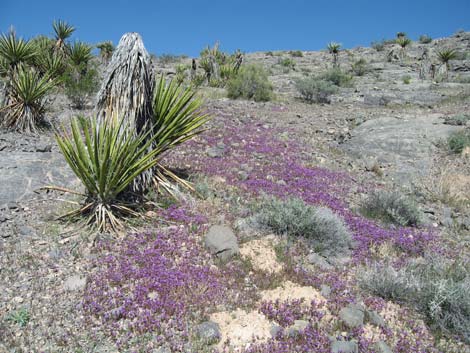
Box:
[374, 341, 393, 353]
[286, 320, 309, 337]
[204, 225, 239, 260]
[339, 304, 364, 329]
[194, 321, 221, 345]
[331, 340, 358, 353]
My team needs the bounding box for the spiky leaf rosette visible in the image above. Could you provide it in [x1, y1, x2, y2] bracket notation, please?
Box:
[54, 116, 163, 232]
[96, 41, 114, 63]
[0, 31, 36, 75]
[69, 41, 93, 67]
[152, 76, 210, 193]
[52, 20, 75, 53]
[0, 67, 56, 132]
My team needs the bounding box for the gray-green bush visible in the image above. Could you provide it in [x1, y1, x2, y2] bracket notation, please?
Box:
[251, 197, 352, 256]
[318, 68, 353, 87]
[358, 256, 470, 343]
[360, 190, 422, 227]
[419, 34, 433, 44]
[351, 58, 370, 76]
[295, 77, 338, 103]
[448, 129, 470, 153]
[226, 64, 273, 102]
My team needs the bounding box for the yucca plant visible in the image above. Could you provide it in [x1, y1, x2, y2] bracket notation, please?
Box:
[0, 67, 56, 132]
[69, 41, 93, 68]
[152, 76, 210, 192]
[327, 42, 341, 67]
[52, 20, 75, 54]
[0, 31, 36, 77]
[437, 49, 457, 71]
[35, 51, 66, 79]
[96, 41, 114, 63]
[53, 116, 163, 232]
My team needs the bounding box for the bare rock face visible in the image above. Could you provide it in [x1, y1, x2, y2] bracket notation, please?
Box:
[341, 115, 462, 184]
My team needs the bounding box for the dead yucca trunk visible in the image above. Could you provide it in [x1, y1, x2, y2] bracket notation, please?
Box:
[95, 32, 154, 195]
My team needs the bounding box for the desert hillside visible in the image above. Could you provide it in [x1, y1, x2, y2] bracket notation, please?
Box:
[1, 26, 469, 353]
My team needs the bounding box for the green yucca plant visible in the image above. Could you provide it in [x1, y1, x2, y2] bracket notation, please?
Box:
[96, 41, 114, 63]
[53, 116, 163, 232]
[50, 76, 210, 232]
[0, 67, 56, 132]
[327, 42, 341, 66]
[437, 49, 457, 68]
[35, 51, 66, 79]
[69, 41, 93, 68]
[396, 37, 412, 49]
[52, 20, 75, 53]
[0, 31, 36, 76]
[152, 76, 210, 192]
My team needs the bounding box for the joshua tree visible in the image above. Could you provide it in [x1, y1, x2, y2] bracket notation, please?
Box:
[95, 32, 154, 193]
[96, 41, 114, 63]
[327, 42, 341, 67]
[52, 20, 75, 54]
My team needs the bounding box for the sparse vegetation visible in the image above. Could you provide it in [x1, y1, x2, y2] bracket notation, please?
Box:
[371, 40, 386, 51]
[448, 129, 470, 153]
[318, 67, 353, 87]
[251, 196, 352, 256]
[226, 64, 273, 101]
[351, 58, 370, 76]
[62, 62, 99, 109]
[6, 308, 30, 327]
[402, 74, 411, 84]
[360, 190, 422, 227]
[278, 57, 296, 71]
[419, 34, 433, 44]
[295, 76, 338, 103]
[289, 50, 303, 57]
[443, 114, 470, 126]
[359, 256, 470, 343]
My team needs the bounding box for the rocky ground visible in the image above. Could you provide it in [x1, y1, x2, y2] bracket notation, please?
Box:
[1, 32, 470, 353]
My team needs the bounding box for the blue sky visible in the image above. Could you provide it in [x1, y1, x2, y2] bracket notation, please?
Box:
[1, 0, 469, 57]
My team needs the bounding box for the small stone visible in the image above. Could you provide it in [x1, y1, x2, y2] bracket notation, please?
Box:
[204, 225, 239, 261]
[194, 321, 221, 345]
[35, 144, 52, 152]
[270, 324, 282, 337]
[64, 275, 86, 291]
[365, 309, 385, 327]
[374, 340, 393, 353]
[339, 304, 364, 329]
[320, 284, 332, 297]
[286, 320, 309, 337]
[331, 340, 358, 353]
[307, 253, 333, 270]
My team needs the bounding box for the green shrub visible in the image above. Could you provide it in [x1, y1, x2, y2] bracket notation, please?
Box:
[226, 64, 273, 102]
[158, 53, 182, 65]
[62, 63, 99, 109]
[251, 197, 352, 256]
[419, 34, 433, 44]
[278, 57, 295, 69]
[289, 50, 303, 57]
[360, 190, 422, 227]
[351, 58, 370, 76]
[358, 256, 470, 343]
[295, 77, 338, 103]
[402, 75, 411, 84]
[318, 68, 353, 87]
[448, 129, 470, 153]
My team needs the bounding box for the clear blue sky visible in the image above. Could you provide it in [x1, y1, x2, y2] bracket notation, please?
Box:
[1, 0, 469, 57]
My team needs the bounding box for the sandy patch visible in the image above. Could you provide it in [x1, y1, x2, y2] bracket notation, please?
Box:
[260, 280, 326, 303]
[210, 308, 273, 349]
[239, 235, 283, 274]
